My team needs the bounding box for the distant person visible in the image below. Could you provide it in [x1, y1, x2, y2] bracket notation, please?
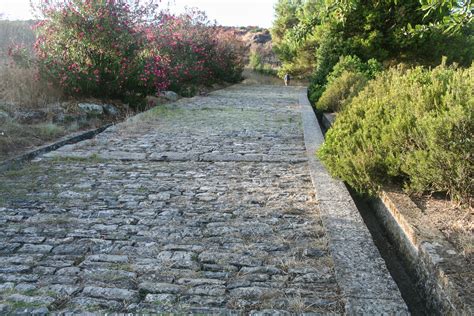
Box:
[284, 73, 290, 86]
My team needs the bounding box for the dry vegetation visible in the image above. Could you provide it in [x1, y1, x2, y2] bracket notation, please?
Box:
[0, 63, 62, 108]
[412, 195, 473, 261]
[0, 62, 120, 160]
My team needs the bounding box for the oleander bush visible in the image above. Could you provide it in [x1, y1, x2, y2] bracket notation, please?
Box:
[318, 62, 473, 203]
[28, 0, 244, 101]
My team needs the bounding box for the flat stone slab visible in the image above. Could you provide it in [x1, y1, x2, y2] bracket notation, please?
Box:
[0, 84, 405, 314]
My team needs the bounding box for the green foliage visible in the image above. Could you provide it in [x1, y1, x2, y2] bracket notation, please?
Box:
[311, 54, 382, 106]
[318, 62, 473, 203]
[249, 51, 278, 76]
[316, 71, 367, 112]
[273, 0, 474, 104]
[419, 0, 473, 34]
[29, 1, 244, 101]
[249, 51, 264, 71]
[327, 55, 382, 83]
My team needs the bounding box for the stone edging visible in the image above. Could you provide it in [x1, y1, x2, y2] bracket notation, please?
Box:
[299, 90, 409, 314]
[0, 124, 112, 172]
[371, 190, 473, 314]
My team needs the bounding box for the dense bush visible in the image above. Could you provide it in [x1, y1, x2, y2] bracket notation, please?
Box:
[316, 71, 367, 112]
[318, 62, 473, 203]
[326, 56, 382, 84]
[314, 55, 382, 111]
[249, 51, 278, 76]
[272, 0, 474, 104]
[31, 0, 244, 101]
[33, 0, 164, 97]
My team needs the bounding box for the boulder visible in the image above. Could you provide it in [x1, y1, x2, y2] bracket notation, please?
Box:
[102, 104, 120, 116]
[78, 103, 104, 115]
[160, 91, 180, 102]
[15, 110, 48, 124]
[252, 32, 271, 44]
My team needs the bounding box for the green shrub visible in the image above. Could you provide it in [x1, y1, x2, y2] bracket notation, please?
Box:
[316, 71, 368, 112]
[309, 54, 382, 105]
[249, 51, 278, 76]
[318, 62, 473, 203]
[327, 55, 382, 83]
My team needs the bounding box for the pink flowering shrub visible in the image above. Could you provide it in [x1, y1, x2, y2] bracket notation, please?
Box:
[147, 10, 244, 95]
[33, 0, 168, 98]
[31, 0, 243, 101]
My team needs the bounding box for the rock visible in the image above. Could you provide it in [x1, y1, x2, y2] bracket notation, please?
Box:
[68, 297, 122, 311]
[149, 192, 171, 201]
[17, 244, 53, 254]
[146, 95, 168, 107]
[82, 286, 139, 302]
[252, 32, 271, 44]
[15, 110, 48, 124]
[157, 251, 198, 269]
[7, 293, 55, 306]
[40, 284, 80, 296]
[0, 282, 14, 292]
[0, 110, 9, 123]
[185, 285, 226, 296]
[78, 103, 104, 115]
[103, 104, 120, 116]
[160, 91, 180, 102]
[144, 293, 177, 304]
[139, 282, 182, 294]
[0, 304, 10, 314]
[15, 283, 37, 292]
[303, 248, 326, 258]
[53, 113, 86, 124]
[86, 254, 128, 263]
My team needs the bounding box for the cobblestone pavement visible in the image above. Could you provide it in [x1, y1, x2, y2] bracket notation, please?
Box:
[0, 85, 345, 314]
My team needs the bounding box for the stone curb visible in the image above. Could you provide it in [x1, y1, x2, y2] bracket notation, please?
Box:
[372, 190, 473, 314]
[298, 89, 409, 314]
[0, 124, 112, 172]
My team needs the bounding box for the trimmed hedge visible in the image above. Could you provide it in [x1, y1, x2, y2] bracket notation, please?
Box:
[318, 62, 473, 203]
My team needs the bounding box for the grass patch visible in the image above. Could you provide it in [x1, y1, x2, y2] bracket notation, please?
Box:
[35, 123, 65, 140]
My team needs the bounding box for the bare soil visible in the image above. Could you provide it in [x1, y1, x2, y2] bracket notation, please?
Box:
[411, 194, 473, 262]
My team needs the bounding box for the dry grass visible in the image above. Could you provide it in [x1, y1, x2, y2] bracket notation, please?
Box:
[0, 120, 69, 160]
[0, 63, 62, 109]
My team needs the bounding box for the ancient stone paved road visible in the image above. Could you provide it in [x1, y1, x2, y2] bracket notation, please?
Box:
[0, 84, 346, 314]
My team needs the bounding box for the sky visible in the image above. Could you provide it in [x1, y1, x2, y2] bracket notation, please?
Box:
[0, 0, 278, 27]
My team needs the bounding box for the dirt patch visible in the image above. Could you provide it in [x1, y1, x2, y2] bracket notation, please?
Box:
[411, 194, 473, 262]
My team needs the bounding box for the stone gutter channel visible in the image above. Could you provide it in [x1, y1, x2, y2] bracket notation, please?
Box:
[299, 90, 409, 314]
[0, 124, 112, 172]
[318, 111, 473, 315]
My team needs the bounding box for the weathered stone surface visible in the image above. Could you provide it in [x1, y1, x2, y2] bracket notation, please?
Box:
[0, 84, 382, 314]
[139, 282, 182, 294]
[78, 103, 104, 115]
[160, 90, 179, 101]
[144, 293, 177, 304]
[103, 104, 120, 116]
[82, 286, 139, 302]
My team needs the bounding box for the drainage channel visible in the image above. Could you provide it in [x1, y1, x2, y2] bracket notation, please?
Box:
[348, 189, 429, 315]
[317, 112, 429, 315]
